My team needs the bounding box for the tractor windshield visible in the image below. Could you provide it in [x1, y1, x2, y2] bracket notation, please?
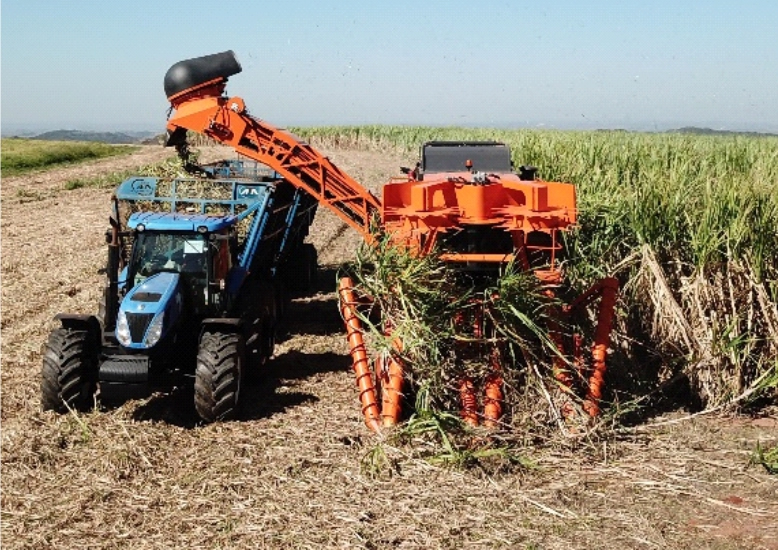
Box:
[130, 232, 207, 287]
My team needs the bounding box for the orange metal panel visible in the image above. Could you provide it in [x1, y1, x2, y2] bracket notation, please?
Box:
[167, 95, 380, 242]
[439, 253, 515, 263]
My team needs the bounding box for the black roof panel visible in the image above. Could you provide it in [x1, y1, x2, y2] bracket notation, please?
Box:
[421, 141, 512, 174]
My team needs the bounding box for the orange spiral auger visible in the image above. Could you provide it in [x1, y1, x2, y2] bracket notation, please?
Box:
[378, 333, 405, 428]
[338, 277, 382, 432]
[561, 277, 620, 419]
[454, 306, 482, 427]
[582, 277, 619, 417]
[483, 345, 504, 429]
[459, 377, 480, 427]
[543, 288, 576, 418]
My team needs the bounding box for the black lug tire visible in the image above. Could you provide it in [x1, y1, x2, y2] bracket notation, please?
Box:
[238, 281, 277, 369]
[274, 283, 287, 321]
[261, 319, 276, 360]
[287, 243, 318, 292]
[194, 331, 244, 423]
[41, 328, 99, 412]
[245, 323, 274, 371]
[304, 243, 318, 290]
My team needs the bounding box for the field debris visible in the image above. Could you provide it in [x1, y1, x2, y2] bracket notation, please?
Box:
[2, 138, 777, 549]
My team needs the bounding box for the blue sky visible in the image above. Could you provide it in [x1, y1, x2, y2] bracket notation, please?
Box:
[2, 0, 777, 133]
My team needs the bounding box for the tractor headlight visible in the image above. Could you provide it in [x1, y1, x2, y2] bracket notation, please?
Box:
[116, 310, 131, 346]
[144, 312, 165, 347]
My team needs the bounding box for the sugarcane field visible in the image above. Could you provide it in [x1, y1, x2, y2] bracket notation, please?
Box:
[3, 4, 778, 545]
[2, 123, 777, 548]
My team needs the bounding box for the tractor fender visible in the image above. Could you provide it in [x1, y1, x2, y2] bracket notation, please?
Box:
[54, 314, 102, 336]
[200, 318, 243, 338]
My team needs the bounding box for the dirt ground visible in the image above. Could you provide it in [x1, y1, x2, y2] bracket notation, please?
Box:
[2, 146, 777, 549]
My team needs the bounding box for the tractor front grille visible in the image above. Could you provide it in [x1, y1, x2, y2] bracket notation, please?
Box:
[125, 312, 154, 343]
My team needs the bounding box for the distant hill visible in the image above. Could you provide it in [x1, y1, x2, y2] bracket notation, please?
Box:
[20, 126, 778, 145]
[31, 129, 156, 144]
[671, 126, 778, 138]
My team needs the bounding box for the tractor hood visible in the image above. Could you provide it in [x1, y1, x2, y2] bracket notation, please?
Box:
[115, 272, 183, 350]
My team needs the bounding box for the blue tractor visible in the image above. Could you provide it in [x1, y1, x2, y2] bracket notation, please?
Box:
[41, 160, 318, 421]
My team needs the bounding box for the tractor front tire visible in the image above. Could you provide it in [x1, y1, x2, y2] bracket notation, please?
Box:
[194, 331, 244, 423]
[41, 328, 99, 412]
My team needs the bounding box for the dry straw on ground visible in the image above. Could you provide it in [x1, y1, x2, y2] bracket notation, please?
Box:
[2, 145, 777, 549]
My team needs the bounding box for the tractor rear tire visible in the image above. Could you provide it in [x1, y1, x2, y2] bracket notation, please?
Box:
[303, 243, 318, 290]
[287, 243, 318, 292]
[260, 319, 276, 361]
[41, 328, 99, 412]
[244, 323, 275, 371]
[238, 280, 277, 369]
[274, 282, 287, 321]
[194, 331, 244, 422]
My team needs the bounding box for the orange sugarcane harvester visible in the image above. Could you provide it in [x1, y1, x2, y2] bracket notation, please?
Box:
[164, 51, 618, 431]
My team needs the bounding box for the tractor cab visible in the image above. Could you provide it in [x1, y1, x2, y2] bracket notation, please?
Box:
[115, 212, 235, 350]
